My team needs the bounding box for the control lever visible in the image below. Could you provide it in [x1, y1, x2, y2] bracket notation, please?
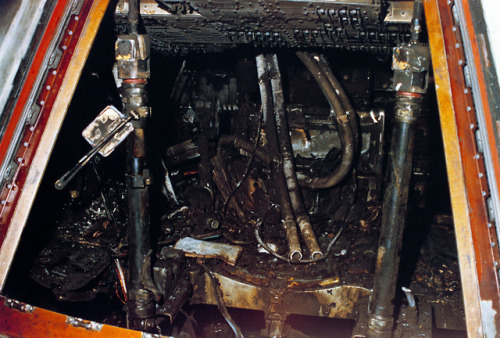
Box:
[54, 110, 139, 190]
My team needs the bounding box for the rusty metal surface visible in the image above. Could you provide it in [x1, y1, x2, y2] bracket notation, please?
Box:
[424, 0, 500, 335]
[281, 286, 368, 318]
[0, 0, 111, 290]
[190, 270, 369, 319]
[0, 296, 144, 337]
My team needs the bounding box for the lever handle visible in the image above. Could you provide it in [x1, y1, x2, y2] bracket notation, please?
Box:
[55, 114, 135, 190]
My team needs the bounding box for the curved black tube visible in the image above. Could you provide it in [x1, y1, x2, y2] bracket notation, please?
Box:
[218, 135, 272, 166]
[313, 53, 359, 153]
[296, 51, 355, 189]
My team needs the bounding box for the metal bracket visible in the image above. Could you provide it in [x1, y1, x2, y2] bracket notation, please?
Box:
[4, 298, 35, 314]
[66, 316, 103, 331]
[263, 293, 289, 338]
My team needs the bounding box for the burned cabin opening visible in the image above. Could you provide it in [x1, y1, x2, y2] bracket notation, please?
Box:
[1, 0, 471, 337]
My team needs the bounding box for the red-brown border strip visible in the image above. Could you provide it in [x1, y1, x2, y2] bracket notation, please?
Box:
[0, 0, 87, 240]
[424, 0, 500, 335]
[0, 0, 110, 290]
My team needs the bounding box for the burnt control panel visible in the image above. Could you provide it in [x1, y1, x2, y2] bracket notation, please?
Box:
[115, 0, 414, 54]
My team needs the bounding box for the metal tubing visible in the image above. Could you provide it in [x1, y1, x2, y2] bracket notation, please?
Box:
[368, 4, 427, 331]
[218, 135, 272, 166]
[128, 0, 139, 34]
[313, 53, 359, 153]
[119, 80, 156, 329]
[118, 4, 155, 328]
[367, 93, 421, 337]
[256, 54, 302, 261]
[267, 54, 323, 259]
[295, 51, 355, 189]
[127, 127, 151, 291]
[410, 0, 423, 43]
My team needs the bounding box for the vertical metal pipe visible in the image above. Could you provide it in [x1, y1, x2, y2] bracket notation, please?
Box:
[267, 54, 323, 259]
[367, 0, 429, 333]
[410, 0, 423, 44]
[118, 81, 154, 294]
[128, 0, 139, 34]
[126, 126, 150, 290]
[256, 54, 302, 261]
[121, 82, 156, 328]
[116, 4, 156, 329]
[367, 93, 422, 337]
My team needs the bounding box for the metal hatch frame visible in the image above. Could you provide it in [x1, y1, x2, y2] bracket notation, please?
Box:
[0, 0, 110, 290]
[0, 0, 499, 335]
[425, 0, 500, 336]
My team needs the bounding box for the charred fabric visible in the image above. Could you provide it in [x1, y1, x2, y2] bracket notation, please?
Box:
[11, 0, 465, 337]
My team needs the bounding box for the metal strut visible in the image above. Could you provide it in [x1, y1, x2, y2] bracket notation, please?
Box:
[116, 0, 156, 331]
[367, 92, 423, 337]
[367, 0, 430, 336]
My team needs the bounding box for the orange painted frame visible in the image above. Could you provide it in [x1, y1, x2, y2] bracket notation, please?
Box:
[0, 296, 143, 338]
[0, 0, 498, 335]
[0, 0, 110, 289]
[0, 1, 151, 335]
[424, 0, 500, 335]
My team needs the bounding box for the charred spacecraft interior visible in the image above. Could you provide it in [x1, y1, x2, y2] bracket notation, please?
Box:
[0, 0, 499, 336]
